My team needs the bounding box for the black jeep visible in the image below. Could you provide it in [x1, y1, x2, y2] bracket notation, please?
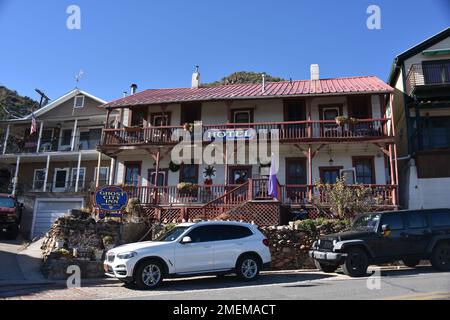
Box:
[309, 209, 450, 277]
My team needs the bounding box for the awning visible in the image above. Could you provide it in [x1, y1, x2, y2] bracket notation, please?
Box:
[422, 48, 450, 56]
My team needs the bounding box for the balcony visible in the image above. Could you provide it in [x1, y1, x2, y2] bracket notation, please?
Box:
[101, 119, 391, 148]
[123, 180, 397, 207]
[406, 62, 450, 97]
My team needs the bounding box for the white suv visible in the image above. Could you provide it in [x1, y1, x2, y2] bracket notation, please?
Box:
[104, 221, 271, 289]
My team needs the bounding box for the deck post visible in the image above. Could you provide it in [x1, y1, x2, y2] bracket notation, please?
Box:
[109, 157, 116, 185]
[308, 145, 313, 201]
[43, 155, 51, 192]
[96, 152, 102, 188]
[36, 121, 44, 153]
[12, 156, 21, 195]
[75, 152, 82, 192]
[3, 124, 10, 155]
[71, 119, 78, 151]
[389, 144, 398, 206]
[153, 150, 161, 205]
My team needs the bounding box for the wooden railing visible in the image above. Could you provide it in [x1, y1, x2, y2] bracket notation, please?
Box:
[101, 119, 391, 147]
[124, 181, 397, 207]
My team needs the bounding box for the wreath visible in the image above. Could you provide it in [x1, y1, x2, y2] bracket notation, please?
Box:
[169, 161, 181, 172]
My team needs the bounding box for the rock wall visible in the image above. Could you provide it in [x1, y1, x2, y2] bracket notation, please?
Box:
[260, 219, 351, 270]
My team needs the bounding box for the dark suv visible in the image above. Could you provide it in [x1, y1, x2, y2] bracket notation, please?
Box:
[309, 209, 450, 277]
[0, 194, 23, 240]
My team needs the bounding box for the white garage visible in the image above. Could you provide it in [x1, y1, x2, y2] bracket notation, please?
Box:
[31, 198, 84, 238]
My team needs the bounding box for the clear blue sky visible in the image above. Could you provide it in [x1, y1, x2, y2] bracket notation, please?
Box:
[0, 0, 449, 102]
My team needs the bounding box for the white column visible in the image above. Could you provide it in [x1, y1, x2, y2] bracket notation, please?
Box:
[43, 155, 51, 192]
[36, 121, 44, 153]
[71, 119, 78, 151]
[12, 156, 21, 195]
[75, 153, 82, 192]
[96, 152, 102, 188]
[109, 157, 116, 185]
[3, 124, 10, 155]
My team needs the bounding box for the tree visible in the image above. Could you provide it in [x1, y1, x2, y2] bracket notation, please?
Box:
[203, 71, 285, 87]
[315, 178, 380, 219]
[0, 86, 38, 120]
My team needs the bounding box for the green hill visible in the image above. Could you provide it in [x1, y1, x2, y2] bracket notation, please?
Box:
[0, 86, 38, 120]
[204, 71, 286, 87]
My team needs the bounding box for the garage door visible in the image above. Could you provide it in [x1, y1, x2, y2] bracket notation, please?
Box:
[32, 200, 83, 238]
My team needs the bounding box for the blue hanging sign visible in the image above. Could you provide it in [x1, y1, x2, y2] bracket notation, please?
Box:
[94, 186, 129, 213]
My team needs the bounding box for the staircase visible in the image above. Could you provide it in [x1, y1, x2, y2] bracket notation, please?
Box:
[201, 179, 283, 226]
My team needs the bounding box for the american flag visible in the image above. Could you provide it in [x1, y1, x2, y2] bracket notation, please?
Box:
[30, 113, 38, 135]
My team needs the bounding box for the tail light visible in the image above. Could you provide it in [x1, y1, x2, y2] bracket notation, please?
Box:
[263, 239, 270, 247]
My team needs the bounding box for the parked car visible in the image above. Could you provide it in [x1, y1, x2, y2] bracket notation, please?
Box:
[104, 221, 271, 289]
[309, 209, 450, 277]
[0, 194, 23, 240]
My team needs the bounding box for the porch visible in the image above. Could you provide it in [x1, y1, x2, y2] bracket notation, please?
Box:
[101, 118, 392, 148]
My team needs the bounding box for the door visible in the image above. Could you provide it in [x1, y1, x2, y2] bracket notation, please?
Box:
[213, 225, 254, 270]
[180, 103, 202, 125]
[228, 166, 252, 185]
[148, 169, 169, 203]
[32, 200, 83, 238]
[124, 162, 141, 186]
[285, 158, 307, 202]
[174, 226, 215, 273]
[374, 212, 409, 258]
[53, 169, 70, 192]
[404, 212, 432, 256]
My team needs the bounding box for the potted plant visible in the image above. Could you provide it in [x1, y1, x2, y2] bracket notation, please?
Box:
[335, 116, 348, 126]
[348, 117, 359, 125]
[102, 236, 115, 251]
[183, 123, 194, 132]
[203, 165, 216, 186]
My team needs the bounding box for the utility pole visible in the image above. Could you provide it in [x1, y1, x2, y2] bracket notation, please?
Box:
[34, 89, 50, 111]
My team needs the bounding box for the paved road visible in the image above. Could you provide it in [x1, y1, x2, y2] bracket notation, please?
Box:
[0, 238, 26, 283]
[2, 267, 449, 300]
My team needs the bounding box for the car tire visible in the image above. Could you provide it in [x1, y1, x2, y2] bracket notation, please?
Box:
[6, 226, 19, 240]
[236, 255, 260, 281]
[134, 260, 164, 290]
[431, 242, 450, 272]
[341, 247, 369, 277]
[402, 258, 421, 268]
[314, 260, 338, 273]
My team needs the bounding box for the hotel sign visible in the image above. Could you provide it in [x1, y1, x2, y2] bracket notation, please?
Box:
[205, 128, 257, 141]
[94, 186, 129, 213]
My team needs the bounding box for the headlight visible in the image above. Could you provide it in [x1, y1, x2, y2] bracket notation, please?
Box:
[117, 252, 137, 260]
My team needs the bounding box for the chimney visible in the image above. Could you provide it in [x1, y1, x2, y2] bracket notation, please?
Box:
[192, 66, 201, 89]
[130, 84, 138, 95]
[310, 64, 320, 81]
[261, 73, 266, 93]
[123, 91, 128, 98]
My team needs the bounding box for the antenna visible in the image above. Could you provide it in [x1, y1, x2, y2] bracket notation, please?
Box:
[75, 70, 85, 88]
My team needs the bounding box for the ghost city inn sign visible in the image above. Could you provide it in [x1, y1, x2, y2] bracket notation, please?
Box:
[94, 186, 129, 213]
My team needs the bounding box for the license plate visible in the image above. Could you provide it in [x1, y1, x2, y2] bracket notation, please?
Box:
[316, 252, 327, 259]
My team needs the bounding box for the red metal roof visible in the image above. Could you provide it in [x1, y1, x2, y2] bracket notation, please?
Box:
[103, 76, 393, 108]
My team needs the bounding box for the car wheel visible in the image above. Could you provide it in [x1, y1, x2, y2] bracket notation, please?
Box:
[314, 260, 338, 273]
[135, 260, 164, 290]
[402, 258, 421, 268]
[341, 247, 369, 277]
[236, 255, 260, 281]
[431, 242, 450, 271]
[6, 228, 19, 240]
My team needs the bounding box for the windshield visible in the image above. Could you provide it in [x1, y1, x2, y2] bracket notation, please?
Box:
[0, 197, 15, 208]
[352, 214, 381, 231]
[156, 226, 190, 242]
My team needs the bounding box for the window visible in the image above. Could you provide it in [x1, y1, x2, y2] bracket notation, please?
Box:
[431, 211, 450, 227]
[186, 226, 216, 243]
[180, 164, 198, 184]
[70, 168, 86, 189]
[33, 169, 46, 191]
[340, 168, 356, 184]
[79, 131, 90, 150]
[148, 169, 168, 186]
[60, 129, 72, 147]
[80, 129, 103, 150]
[232, 109, 253, 124]
[124, 162, 141, 186]
[151, 113, 170, 127]
[421, 117, 450, 150]
[213, 225, 253, 241]
[95, 167, 110, 186]
[381, 213, 404, 231]
[320, 105, 342, 121]
[423, 60, 450, 85]
[74, 95, 85, 108]
[406, 213, 428, 229]
[130, 109, 146, 127]
[320, 167, 343, 184]
[353, 157, 375, 185]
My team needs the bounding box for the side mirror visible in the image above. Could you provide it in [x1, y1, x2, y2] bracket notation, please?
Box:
[181, 236, 192, 244]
